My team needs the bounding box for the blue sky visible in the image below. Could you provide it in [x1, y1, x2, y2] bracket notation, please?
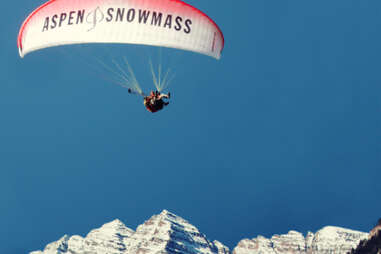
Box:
[2, 0, 381, 253]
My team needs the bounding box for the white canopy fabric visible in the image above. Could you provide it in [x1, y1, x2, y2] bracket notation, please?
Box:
[17, 0, 224, 59]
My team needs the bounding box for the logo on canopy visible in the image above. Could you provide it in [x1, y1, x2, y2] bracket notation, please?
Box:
[86, 7, 104, 31]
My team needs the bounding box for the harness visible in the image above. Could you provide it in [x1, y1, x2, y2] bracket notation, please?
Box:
[144, 95, 164, 113]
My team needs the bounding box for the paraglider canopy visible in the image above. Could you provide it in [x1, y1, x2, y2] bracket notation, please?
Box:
[17, 0, 224, 59]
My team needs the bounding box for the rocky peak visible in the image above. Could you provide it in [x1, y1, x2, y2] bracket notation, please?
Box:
[125, 209, 227, 254]
[87, 219, 135, 238]
[233, 226, 368, 254]
[30, 219, 134, 254]
[310, 226, 368, 254]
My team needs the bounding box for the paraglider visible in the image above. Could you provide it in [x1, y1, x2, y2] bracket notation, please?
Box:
[142, 91, 170, 113]
[17, 0, 224, 112]
[130, 89, 171, 113]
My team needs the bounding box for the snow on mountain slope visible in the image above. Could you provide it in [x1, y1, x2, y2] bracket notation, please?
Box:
[30, 210, 367, 254]
[233, 226, 368, 254]
[124, 209, 228, 254]
[31, 210, 228, 254]
[310, 226, 368, 254]
[31, 219, 134, 254]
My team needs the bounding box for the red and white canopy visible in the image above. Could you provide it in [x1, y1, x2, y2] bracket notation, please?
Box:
[17, 0, 224, 59]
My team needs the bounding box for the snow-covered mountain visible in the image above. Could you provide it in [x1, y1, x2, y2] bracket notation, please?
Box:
[31, 210, 229, 254]
[233, 226, 368, 254]
[30, 210, 367, 254]
[31, 219, 134, 254]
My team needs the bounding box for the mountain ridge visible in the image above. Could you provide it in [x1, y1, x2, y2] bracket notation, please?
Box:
[30, 210, 368, 254]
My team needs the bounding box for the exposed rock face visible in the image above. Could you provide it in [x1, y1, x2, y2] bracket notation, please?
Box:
[30, 219, 134, 254]
[30, 210, 368, 254]
[311, 226, 369, 254]
[349, 221, 381, 254]
[122, 210, 227, 254]
[370, 225, 381, 239]
[30, 210, 228, 254]
[233, 226, 368, 254]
